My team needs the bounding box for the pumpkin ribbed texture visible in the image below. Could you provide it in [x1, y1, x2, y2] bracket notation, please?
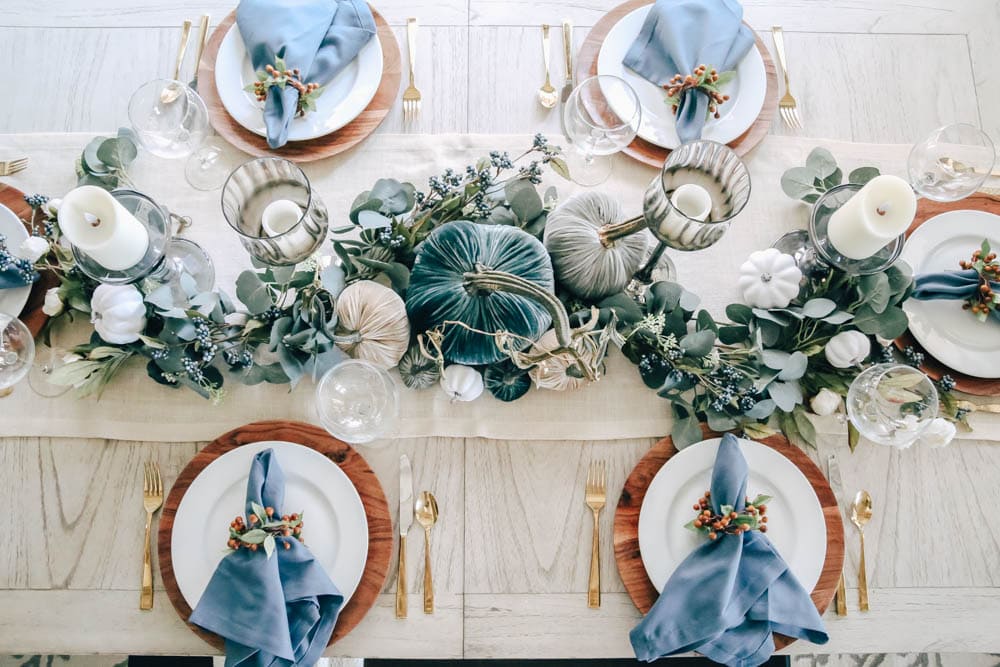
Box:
[406, 221, 555, 365]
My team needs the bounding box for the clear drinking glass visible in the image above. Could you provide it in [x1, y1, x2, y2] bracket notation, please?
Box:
[908, 123, 996, 201]
[28, 343, 71, 398]
[563, 75, 642, 186]
[128, 78, 231, 191]
[634, 140, 751, 282]
[0, 313, 35, 397]
[847, 364, 938, 448]
[222, 157, 330, 266]
[315, 359, 399, 444]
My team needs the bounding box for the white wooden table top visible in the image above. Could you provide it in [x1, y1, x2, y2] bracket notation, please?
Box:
[1, 0, 999, 660]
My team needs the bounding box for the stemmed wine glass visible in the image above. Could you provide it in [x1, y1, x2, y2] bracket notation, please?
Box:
[128, 78, 236, 191]
[908, 123, 996, 202]
[563, 75, 642, 186]
[846, 364, 938, 448]
[0, 313, 35, 398]
[315, 359, 399, 445]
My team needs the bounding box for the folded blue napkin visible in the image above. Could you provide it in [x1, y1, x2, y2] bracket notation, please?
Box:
[630, 433, 828, 667]
[236, 0, 377, 149]
[190, 449, 345, 667]
[0, 238, 39, 290]
[912, 269, 999, 322]
[622, 0, 754, 144]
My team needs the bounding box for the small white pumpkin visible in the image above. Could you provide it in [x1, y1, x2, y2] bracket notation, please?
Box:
[809, 388, 842, 416]
[825, 330, 871, 368]
[90, 284, 146, 344]
[440, 364, 484, 402]
[737, 248, 802, 309]
[335, 281, 411, 369]
[543, 192, 648, 300]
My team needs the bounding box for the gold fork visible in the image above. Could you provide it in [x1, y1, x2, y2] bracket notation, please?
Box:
[402, 18, 422, 121]
[585, 460, 606, 609]
[771, 27, 802, 130]
[140, 461, 164, 610]
[0, 158, 28, 177]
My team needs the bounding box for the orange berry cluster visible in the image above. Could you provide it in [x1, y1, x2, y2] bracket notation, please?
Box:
[663, 65, 730, 119]
[690, 490, 768, 540]
[959, 246, 999, 317]
[226, 507, 304, 552]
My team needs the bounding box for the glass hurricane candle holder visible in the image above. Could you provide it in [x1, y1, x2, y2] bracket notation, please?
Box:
[847, 364, 938, 448]
[68, 189, 214, 290]
[600, 140, 751, 288]
[222, 157, 330, 266]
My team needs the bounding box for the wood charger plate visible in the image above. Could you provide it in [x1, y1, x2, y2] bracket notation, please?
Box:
[893, 192, 1000, 396]
[197, 8, 401, 162]
[0, 182, 58, 337]
[576, 0, 778, 169]
[158, 420, 392, 651]
[614, 427, 843, 651]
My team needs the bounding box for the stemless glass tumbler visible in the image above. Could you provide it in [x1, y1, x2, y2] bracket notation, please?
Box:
[846, 364, 939, 448]
[315, 359, 400, 444]
[222, 157, 330, 266]
[908, 123, 996, 202]
[0, 313, 35, 398]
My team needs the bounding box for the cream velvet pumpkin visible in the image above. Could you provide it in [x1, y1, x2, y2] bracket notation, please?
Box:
[335, 281, 411, 369]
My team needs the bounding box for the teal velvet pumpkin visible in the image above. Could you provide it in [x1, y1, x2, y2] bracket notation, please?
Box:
[406, 221, 555, 365]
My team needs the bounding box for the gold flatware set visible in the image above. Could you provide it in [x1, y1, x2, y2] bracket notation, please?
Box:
[161, 14, 212, 104]
[396, 454, 438, 618]
[0, 157, 28, 177]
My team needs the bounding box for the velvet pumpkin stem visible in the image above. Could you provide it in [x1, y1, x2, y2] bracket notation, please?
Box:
[462, 267, 596, 382]
[597, 215, 647, 248]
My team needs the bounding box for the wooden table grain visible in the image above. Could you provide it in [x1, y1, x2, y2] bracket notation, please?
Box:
[1, 0, 999, 660]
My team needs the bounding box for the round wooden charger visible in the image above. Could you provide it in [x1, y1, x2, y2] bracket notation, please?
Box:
[197, 8, 401, 163]
[893, 192, 1000, 396]
[613, 427, 844, 652]
[0, 183, 58, 337]
[158, 420, 392, 651]
[576, 0, 778, 169]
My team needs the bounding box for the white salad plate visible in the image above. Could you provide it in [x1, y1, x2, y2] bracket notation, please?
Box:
[171, 440, 369, 609]
[214, 27, 383, 142]
[597, 5, 767, 150]
[638, 437, 826, 593]
[0, 203, 31, 318]
[901, 209, 1000, 379]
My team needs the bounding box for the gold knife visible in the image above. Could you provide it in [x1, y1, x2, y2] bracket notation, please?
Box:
[396, 454, 414, 619]
[559, 20, 574, 137]
[189, 14, 211, 90]
[826, 454, 848, 616]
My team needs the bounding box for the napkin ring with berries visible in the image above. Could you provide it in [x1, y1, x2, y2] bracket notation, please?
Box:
[227, 501, 305, 559]
[245, 56, 324, 118]
[958, 239, 1000, 321]
[663, 64, 734, 119]
[684, 490, 771, 540]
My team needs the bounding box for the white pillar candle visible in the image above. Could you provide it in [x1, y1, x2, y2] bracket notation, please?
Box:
[658, 183, 713, 245]
[58, 186, 150, 271]
[827, 175, 917, 260]
[261, 199, 303, 237]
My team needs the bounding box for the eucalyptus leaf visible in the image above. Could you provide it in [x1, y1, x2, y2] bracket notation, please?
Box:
[781, 166, 819, 200]
[506, 182, 544, 222]
[718, 325, 749, 345]
[777, 351, 808, 381]
[800, 298, 836, 318]
[805, 147, 838, 179]
[357, 209, 392, 230]
[263, 535, 276, 559]
[821, 167, 843, 190]
[822, 311, 854, 325]
[768, 380, 803, 411]
[848, 166, 880, 185]
[96, 137, 137, 170]
[236, 271, 273, 314]
[647, 282, 683, 314]
[548, 157, 571, 181]
[726, 303, 753, 324]
[239, 529, 268, 545]
[745, 399, 776, 419]
[349, 197, 383, 224]
[695, 309, 718, 334]
[752, 308, 790, 326]
[356, 257, 410, 293]
[671, 412, 703, 450]
[369, 178, 415, 214]
[706, 409, 737, 432]
[792, 406, 817, 447]
[679, 330, 716, 357]
[853, 304, 908, 338]
[761, 349, 790, 371]
[859, 273, 891, 314]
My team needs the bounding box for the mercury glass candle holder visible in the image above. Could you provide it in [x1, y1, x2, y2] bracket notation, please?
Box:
[70, 189, 215, 290]
[222, 157, 329, 266]
[808, 184, 903, 276]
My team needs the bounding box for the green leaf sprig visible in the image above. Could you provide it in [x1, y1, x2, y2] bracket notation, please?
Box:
[958, 239, 1000, 321]
[75, 128, 138, 190]
[245, 57, 323, 117]
[663, 64, 735, 120]
[228, 502, 305, 559]
[780, 147, 880, 204]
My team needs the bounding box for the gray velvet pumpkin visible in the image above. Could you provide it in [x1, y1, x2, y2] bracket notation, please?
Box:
[405, 221, 555, 365]
[543, 192, 648, 300]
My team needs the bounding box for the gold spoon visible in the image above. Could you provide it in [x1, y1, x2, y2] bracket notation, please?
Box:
[537, 25, 558, 109]
[850, 490, 873, 611]
[161, 20, 193, 104]
[414, 490, 439, 614]
[937, 157, 1000, 178]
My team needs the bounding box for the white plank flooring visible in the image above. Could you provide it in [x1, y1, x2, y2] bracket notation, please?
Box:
[1, 0, 999, 662]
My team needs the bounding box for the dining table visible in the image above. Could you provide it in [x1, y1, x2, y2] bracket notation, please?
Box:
[1, 0, 999, 665]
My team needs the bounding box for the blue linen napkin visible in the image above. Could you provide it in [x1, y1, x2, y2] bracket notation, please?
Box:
[236, 0, 377, 149]
[622, 0, 755, 144]
[630, 433, 828, 667]
[189, 449, 345, 667]
[0, 238, 39, 290]
[912, 269, 1000, 322]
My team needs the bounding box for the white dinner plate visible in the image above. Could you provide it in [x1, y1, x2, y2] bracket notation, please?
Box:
[597, 6, 767, 150]
[0, 204, 31, 318]
[171, 440, 369, 610]
[901, 210, 1000, 378]
[214, 27, 383, 142]
[638, 437, 826, 593]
